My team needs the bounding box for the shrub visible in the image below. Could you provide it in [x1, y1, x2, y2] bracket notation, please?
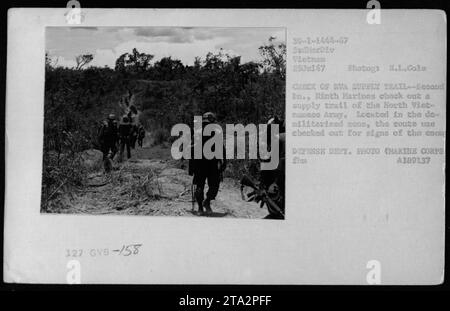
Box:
[41, 150, 86, 212]
[151, 128, 170, 146]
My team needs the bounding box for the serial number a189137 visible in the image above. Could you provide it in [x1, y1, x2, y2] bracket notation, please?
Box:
[397, 156, 431, 164]
[222, 295, 271, 306]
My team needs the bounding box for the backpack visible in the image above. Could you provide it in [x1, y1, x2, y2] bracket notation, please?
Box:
[138, 126, 145, 139]
[98, 120, 117, 143]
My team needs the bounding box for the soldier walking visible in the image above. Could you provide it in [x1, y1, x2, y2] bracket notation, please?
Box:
[189, 112, 226, 215]
[128, 111, 139, 149]
[98, 113, 118, 173]
[118, 116, 132, 162]
[137, 124, 145, 147]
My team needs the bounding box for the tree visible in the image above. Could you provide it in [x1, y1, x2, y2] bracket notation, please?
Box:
[153, 57, 185, 80]
[75, 54, 94, 70]
[259, 37, 286, 79]
[45, 52, 58, 71]
[115, 48, 154, 74]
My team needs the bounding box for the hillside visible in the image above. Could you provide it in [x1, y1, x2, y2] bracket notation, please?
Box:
[42, 41, 285, 216]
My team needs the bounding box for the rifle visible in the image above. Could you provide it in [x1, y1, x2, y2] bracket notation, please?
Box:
[191, 175, 195, 212]
[240, 174, 285, 218]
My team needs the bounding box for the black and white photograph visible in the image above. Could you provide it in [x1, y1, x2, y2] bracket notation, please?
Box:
[42, 26, 286, 219]
[3, 7, 446, 287]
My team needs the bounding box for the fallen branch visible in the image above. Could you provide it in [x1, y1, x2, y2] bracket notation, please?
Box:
[45, 178, 68, 203]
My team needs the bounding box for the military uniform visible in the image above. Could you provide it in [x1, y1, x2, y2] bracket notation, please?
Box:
[137, 124, 145, 147]
[259, 118, 286, 219]
[128, 113, 139, 149]
[118, 116, 132, 161]
[98, 116, 118, 172]
[189, 112, 226, 214]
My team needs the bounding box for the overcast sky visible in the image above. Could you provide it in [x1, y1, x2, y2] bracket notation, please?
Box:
[46, 27, 285, 68]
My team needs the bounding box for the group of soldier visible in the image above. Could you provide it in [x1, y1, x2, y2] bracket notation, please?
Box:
[97, 110, 145, 172]
[187, 112, 286, 219]
[97, 110, 285, 219]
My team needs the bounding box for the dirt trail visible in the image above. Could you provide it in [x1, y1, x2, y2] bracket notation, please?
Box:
[54, 141, 267, 219]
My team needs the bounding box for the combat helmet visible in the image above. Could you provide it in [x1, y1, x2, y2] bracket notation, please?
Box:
[202, 112, 216, 124]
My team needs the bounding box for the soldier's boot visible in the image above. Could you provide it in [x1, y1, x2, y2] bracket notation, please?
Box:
[195, 190, 204, 214]
[103, 159, 111, 173]
[103, 153, 112, 173]
[203, 199, 212, 214]
[196, 197, 204, 214]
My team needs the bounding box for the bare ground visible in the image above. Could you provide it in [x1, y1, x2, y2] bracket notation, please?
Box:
[48, 142, 268, 219]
